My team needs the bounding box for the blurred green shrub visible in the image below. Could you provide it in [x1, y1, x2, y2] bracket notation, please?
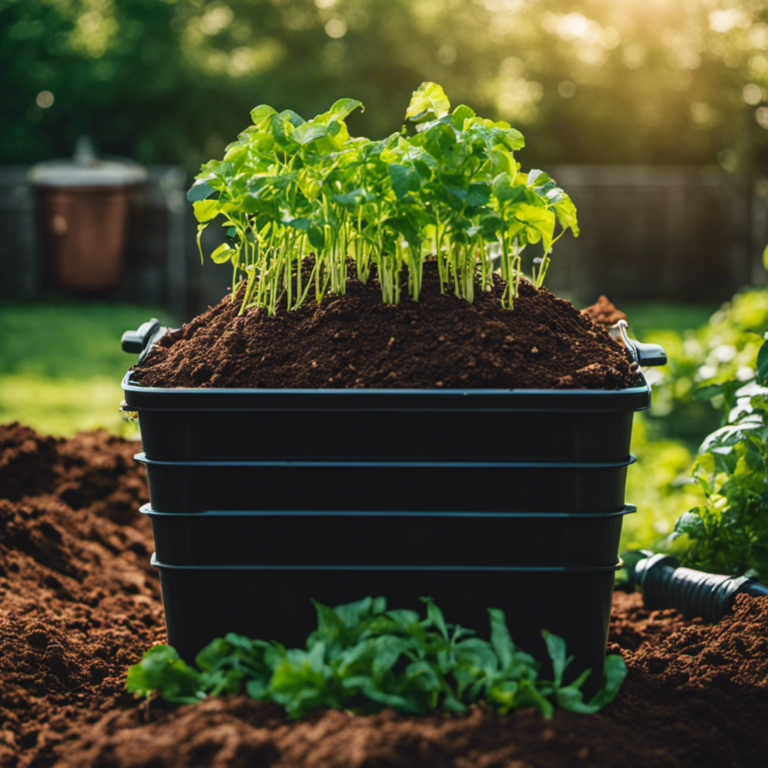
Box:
[669, 337, 768, 581]
[621, 286, 768, 553]
[622, 415, 703, 552]
[640, 288, 768, 445]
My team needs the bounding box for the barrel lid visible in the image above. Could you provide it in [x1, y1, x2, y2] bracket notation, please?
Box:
[28, 137, 147, 188]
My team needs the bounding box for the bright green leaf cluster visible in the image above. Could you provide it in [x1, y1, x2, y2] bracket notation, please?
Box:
[127, 596, 624, 719]
[190, 82, 579, 316]
[671, 334, 768, 581]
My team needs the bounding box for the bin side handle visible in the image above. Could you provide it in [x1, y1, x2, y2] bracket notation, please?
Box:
[121, 318, 167, 362]
[610, 320, 667, 368]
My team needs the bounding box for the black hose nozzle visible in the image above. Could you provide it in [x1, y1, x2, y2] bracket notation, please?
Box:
[625, 551, 768, 622]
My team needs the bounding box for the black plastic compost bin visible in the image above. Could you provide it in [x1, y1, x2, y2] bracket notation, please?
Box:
[142, 505, 635, 567]
[135, 455, 635, 513]
[151, 559, 620, 698]
[121, 319, 666, 698]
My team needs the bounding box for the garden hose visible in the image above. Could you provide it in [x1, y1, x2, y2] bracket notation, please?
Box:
[623, 550, 768, 622]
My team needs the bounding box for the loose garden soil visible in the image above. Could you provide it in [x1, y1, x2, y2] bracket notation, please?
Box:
[131, 264, 641, 390]
[2, 423, 767, 767]
[581, 295, 628, 329]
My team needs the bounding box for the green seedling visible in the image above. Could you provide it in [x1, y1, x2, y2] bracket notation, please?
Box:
[127, 596, 624, 719]
[190, 82, 578, 316]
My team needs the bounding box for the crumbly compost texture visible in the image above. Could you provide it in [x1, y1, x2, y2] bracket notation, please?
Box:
[4, 425, 768, 768]
[131, 264, 642, 389]
[0, 423, 161, 768]
[581, 295, 628, 329]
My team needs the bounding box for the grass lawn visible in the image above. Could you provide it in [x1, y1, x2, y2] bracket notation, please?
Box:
[0, 302, 174, 436]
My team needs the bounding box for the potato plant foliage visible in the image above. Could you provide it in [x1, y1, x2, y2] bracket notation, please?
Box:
[190, 82, 579, 315]
[127, 596, 624, 719]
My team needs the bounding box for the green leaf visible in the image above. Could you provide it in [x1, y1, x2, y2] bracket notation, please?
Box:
[756, 338, 768, 385]
[293, 123, 328, 146]
[333, 188, 373, 207]
[250, 104, 278, 128]
[489, 149, 517, 175]
[330, 98, 364, 120]
[334, 596, 386, 628]
[389, 164, 422, 199]
[693, 383, 725, 401]
[502, 127, 525, 151]
[466, 182, 490, 208]
[283, 216, 310, 231]
[542, 630, 570, 688]
[421, 597, 449, 641]
[126, 645, 205, 705]
[492, 173, 515, 204]
[193, 200, 221, 223]
[371, 635, 409, 676]
[187, 181, 216, 202]
[387, 215, 421, 246]
[488, 608, 515, 672]
[554, 196, 579, 236]
[514, 681, 554, 718]
[307, 224, 325, 250]
[246, 678, 268, 699]
[385, 609, 421, 628]
[556, 654, 627, 714]
[451, 104, 475, 129]
[513, 204, 556, 251]
[277, 109, 306, 127]
[311, 599, 345, 641]
[527, 169, 550, 188]
[210, 243, 236, 264]
[405, 82, 451, 122]
[674, 509, 706, 538]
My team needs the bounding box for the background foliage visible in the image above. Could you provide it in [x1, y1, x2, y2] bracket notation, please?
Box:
[4, 0, 768, 174]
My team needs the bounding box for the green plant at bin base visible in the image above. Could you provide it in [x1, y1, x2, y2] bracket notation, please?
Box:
[669, 335, 768, 582]
[189, 82, 579, 316]
[127, 596, 624, 719]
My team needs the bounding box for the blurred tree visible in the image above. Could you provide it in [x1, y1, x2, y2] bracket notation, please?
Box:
[2, 0, 768, 174]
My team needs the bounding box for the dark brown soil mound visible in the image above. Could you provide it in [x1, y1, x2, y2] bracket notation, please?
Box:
[0, 423, 160, 767]
[3, 425, 767, 768]
[131, 264, 642, 390]
[582, 295, 628, 328]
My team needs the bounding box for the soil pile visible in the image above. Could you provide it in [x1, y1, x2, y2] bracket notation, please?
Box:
[2, 426, 767, 768]
[582, 295, 628, 329]
[0, 424, 160, 767]
[131, 264, 642, 390]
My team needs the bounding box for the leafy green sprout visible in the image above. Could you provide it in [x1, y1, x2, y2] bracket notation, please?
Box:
[190, 82, 579, 316]
[127, 596, 625, 720]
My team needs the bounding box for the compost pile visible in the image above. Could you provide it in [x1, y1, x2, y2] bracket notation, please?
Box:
[581, 295, 628, 329]
[2, 424, 768, 768]
[131, 264, 641, 390]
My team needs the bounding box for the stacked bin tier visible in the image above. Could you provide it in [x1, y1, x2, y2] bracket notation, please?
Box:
[152, 558, 619, 699]
[124, 374, 646, 464]
[124, 373, 652, 697]
[136, 456, 635, 514]
[142, 505, 636, 567]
